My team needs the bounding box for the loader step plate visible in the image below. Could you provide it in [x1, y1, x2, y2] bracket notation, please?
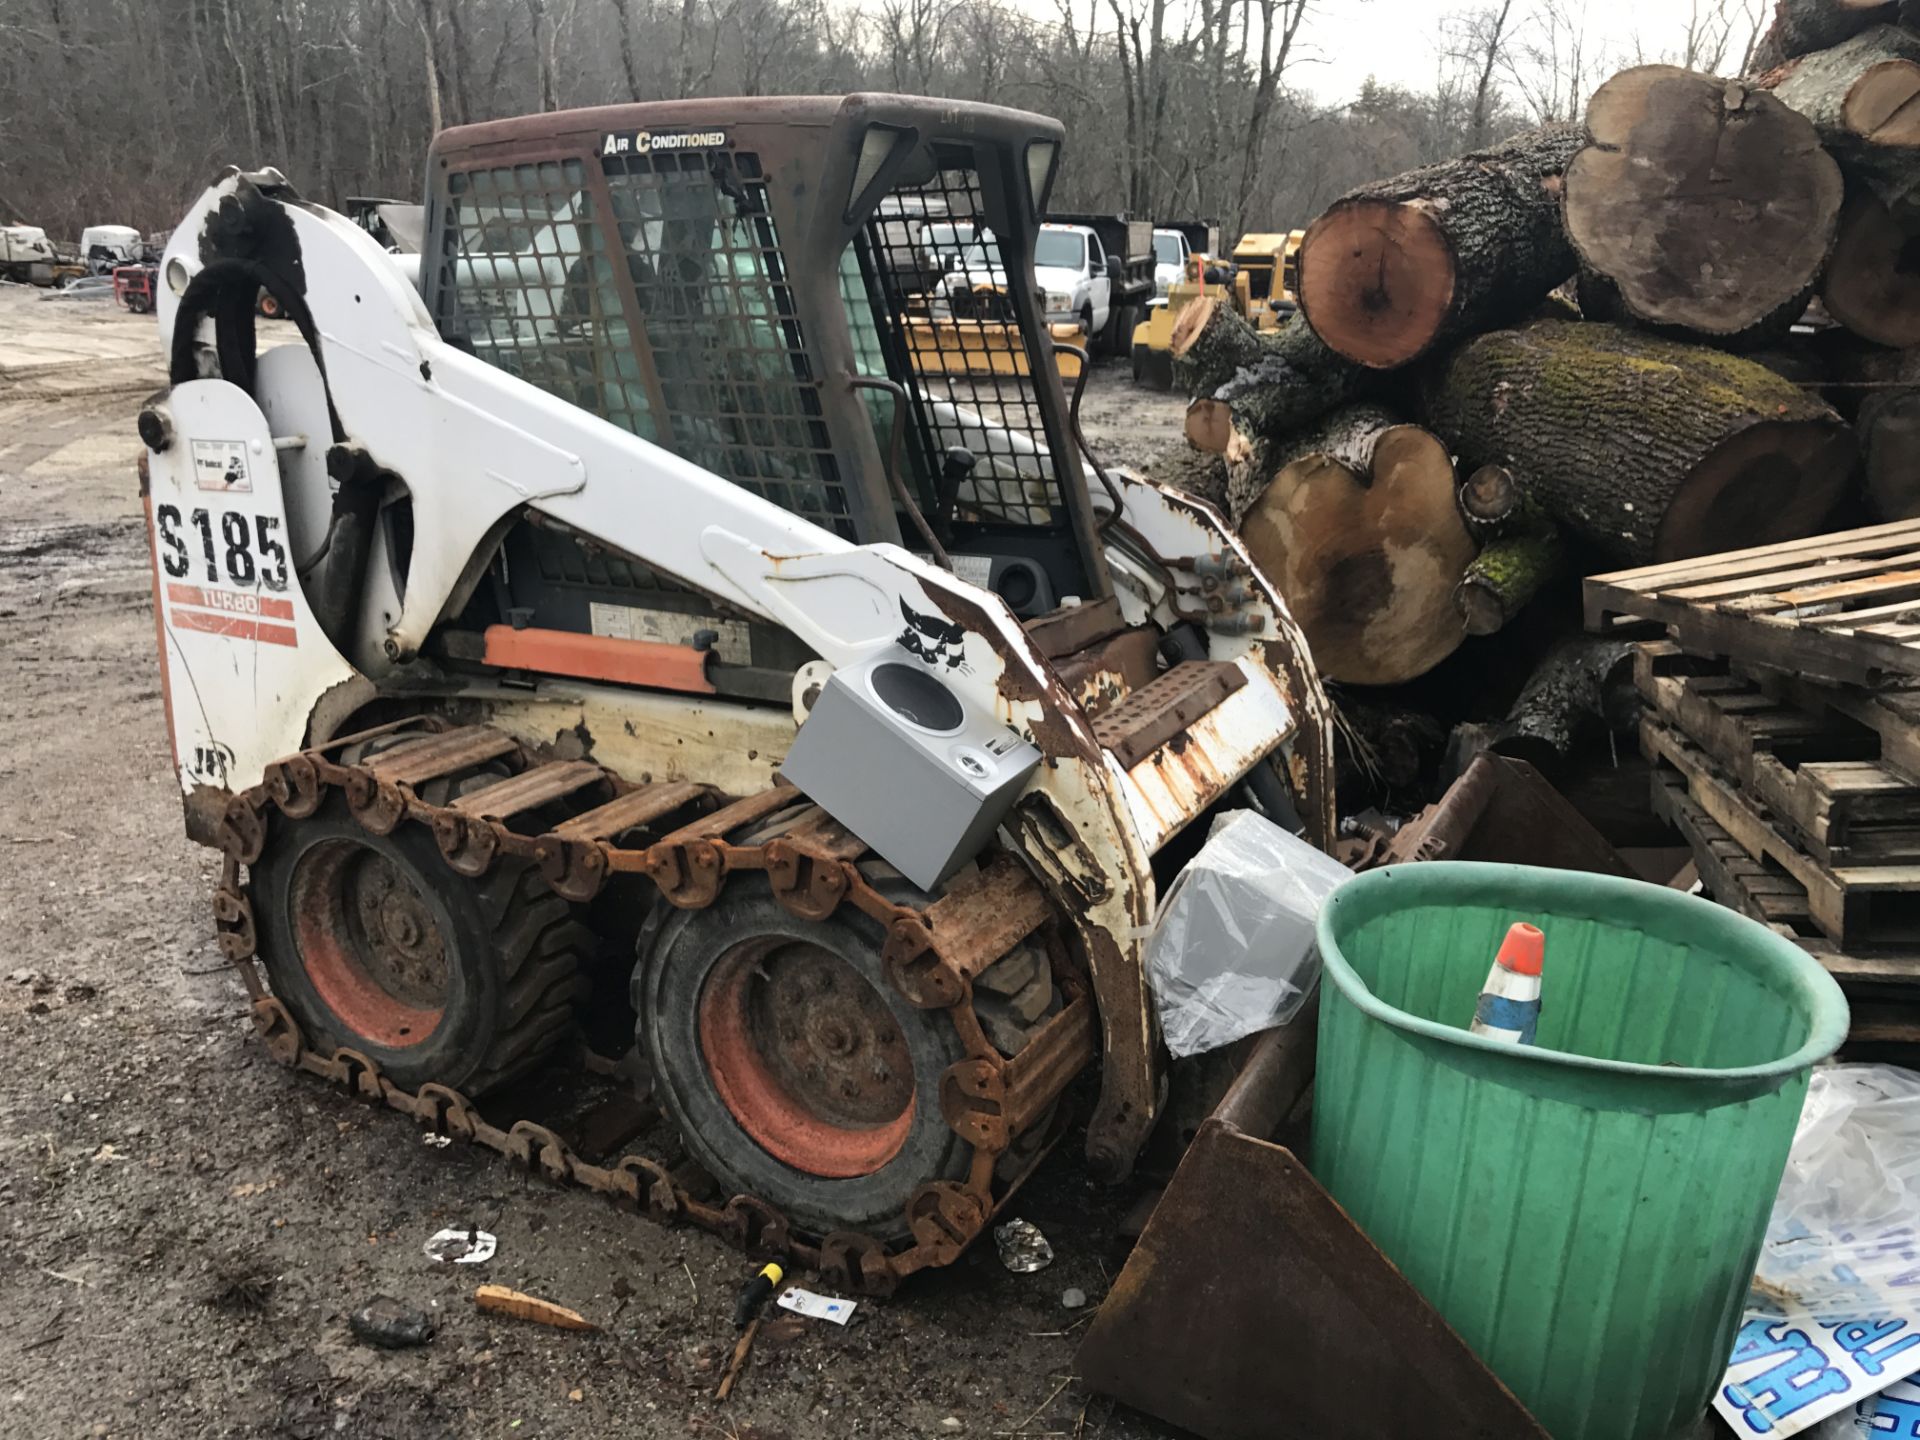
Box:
[215, 720, 1096, 1294]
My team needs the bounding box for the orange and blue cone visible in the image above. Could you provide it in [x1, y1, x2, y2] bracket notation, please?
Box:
[1469, 922, 1544, 1046]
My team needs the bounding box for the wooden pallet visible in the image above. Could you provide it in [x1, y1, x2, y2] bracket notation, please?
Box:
[1749, 669, 1920, 786]
[1652, 774, 1920, 1046]
[1641, 719, 1920, 947]
[1634, 647, 1920, 865]
[1586, 518, 1920, 686]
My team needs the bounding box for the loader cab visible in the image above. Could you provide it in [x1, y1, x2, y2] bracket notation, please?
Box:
[421, 95, 1108, 628]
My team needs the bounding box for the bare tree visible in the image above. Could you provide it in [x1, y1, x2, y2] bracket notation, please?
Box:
[1234, 0, 1311, 234]
[1503, 0, 1608, 123]
[1445, 0, 1516, 148]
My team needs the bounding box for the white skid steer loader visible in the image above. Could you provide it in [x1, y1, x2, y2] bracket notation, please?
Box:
[139, 93, 1333, 1291]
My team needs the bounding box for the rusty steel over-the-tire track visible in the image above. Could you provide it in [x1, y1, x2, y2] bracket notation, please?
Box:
[210, 715, 1099, 1295]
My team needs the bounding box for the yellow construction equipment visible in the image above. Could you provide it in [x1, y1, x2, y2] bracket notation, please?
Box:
[1229, 229, 1305, 331]
[1129, 228, 1306, 388]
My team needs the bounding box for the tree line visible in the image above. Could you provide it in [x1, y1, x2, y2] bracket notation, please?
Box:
[0, 0, 1761, 244]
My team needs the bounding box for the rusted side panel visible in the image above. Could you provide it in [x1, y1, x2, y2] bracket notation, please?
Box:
[1111, 660, 1298, 856]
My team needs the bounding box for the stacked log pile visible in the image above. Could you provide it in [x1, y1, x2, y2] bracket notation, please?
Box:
[1149, 0, 1920, 825]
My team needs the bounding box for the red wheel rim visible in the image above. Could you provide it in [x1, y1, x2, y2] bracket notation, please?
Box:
[696, 938, 915, 1179]
[290, 840, 447, 1049]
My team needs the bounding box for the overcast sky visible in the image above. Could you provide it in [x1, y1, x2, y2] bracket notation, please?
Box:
[1271, 0, 1760, 101]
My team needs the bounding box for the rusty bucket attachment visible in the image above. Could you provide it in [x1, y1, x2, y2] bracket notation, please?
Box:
[1078, 755, 1635, 1439]
[1075, 1003, 1547, 1440]
[1364, 752, 1637, 875]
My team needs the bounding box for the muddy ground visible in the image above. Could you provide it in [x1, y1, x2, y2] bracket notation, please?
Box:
[0, 287, 1194, 1440]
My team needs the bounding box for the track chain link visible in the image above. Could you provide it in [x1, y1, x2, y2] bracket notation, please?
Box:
[210, 720, 1098, 1293]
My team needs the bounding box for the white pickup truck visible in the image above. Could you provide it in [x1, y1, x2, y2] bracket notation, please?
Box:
[1032, 222, 1114, 336]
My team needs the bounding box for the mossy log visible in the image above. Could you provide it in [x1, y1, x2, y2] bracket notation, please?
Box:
[1294, 124, 1583, 370]
[1419, 320, 1855, 567]
[1455, 525, 1567, 636]
[1170, 298, 1372, 429]
[1823, 186, 1920, 346]
[1752, 0, 1899, 73]
[1564, 68, 1842, 340]
[1237, 405, 1470, 685]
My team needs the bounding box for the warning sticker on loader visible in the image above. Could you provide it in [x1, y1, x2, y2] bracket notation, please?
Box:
[191, 439, 253, 493]
[589, 603, 750, 665]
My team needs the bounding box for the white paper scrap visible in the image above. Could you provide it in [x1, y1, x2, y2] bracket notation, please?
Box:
[423, 1227, 497, 1265]
[777, 1287, 857, 1325]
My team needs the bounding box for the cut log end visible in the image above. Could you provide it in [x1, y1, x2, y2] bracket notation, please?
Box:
[1843, 58, 1920, 143]
[1654, 419, 1856, 561]
[1184, 397, 1235, 455]
[1297, 200, 1456, 370]
[1457, 581, 1508, 637]
[1459, 464, 1519, 524]
[1238, 419, 1469, 685]
[1169, 296, 1221, 360]
[1566, 66, 1842, 336]
[1823, 189, 1920, 348]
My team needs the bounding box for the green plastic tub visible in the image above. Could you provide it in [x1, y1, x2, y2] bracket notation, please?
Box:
[1313, 863, 1848, 1440]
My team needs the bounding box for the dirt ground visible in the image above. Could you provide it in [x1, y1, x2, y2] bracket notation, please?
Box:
[0, 286, 1192, 1440]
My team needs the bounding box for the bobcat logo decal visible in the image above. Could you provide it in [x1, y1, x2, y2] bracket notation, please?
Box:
[897, 598, 969, 671]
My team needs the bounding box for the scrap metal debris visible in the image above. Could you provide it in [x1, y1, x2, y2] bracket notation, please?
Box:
[994, 1219, 1054, 1273]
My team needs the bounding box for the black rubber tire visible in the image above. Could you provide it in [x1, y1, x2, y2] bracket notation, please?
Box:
[634, 878, 971, 1242]
[249, 793, 589, 1095]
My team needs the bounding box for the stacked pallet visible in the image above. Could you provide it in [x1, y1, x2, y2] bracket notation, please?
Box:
[1585, 519, 1920, 1046]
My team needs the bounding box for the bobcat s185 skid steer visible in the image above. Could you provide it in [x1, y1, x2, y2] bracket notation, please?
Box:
[138, 93, 1333, 1292]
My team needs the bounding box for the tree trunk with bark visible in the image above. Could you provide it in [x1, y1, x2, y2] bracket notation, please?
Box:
[1171, 298, 1371, 419]
[1762, 25, 1920, 223]
[1293, 124, 1584, 369]
[1823, 186, 1920, 346]
[1448, 636, 1638, 778]
[1564, 67, 1843, 340]
[1851, 347, 1920, 518]
[1752, 0, 1898, 73]
[1455, 524, 1566, 636]
[1419, 320, 1856, 567]
[1235, 405, 1472, 685]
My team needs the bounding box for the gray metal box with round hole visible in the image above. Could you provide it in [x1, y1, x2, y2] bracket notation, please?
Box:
[778, 648, 1042, 893]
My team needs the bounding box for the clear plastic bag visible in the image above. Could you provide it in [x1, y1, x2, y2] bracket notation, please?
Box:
[1753, 1063, 1920, 1321]
[1142, 808, 1350, 1058]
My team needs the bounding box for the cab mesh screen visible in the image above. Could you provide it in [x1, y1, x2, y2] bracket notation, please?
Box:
[435, 152, 855, 541]
[855, 165, 1063, 529]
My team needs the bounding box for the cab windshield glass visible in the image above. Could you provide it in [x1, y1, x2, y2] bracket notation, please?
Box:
[1034, 230, 1085, 269]
[1153, 233, 1182, 265]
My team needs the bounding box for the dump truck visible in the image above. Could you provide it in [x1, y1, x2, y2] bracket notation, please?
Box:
[1044, 210, 1156, 356]
[137, 94, 1332, 1293]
